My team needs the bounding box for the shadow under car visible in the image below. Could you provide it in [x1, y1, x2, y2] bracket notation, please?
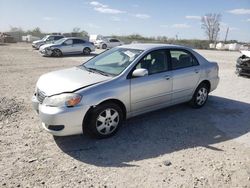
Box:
[54, 96, 250, 167]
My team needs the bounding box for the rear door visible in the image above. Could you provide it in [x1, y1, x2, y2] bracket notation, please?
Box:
[169, 49, 201, 103]
[72, 39, 85, 54]
[130, 49, 173, 113]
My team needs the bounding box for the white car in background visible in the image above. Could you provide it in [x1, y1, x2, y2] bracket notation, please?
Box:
[95, 38, 124, 49]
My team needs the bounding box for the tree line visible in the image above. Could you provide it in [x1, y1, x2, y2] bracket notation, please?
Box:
[5, 13, 240, 49]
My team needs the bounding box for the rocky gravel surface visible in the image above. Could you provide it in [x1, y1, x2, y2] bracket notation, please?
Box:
[0, 43, 249, 188]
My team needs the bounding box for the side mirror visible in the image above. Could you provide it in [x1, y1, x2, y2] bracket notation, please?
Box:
[132, 68, 148, 77]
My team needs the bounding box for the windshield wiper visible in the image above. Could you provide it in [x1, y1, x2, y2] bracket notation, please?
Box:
[88, 68, 113, 77]
[81, 65, 113, 77]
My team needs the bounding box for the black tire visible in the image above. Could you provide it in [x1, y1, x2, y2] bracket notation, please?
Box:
[83, 47, 91, 55]
[102, 44, 107, 49]
[86, 103, 123, 139]
[52, 49, 62, 57]
[189, 83, 209, 108]
[235, 67, 242, 76]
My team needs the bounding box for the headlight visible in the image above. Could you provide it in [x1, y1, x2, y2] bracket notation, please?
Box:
[43, 93, 82, 107]
[45, 47, 52, 51]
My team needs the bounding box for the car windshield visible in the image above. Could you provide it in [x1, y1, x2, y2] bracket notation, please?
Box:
[41, 35, 49, 41]
[82, 48, 143, 76]
[54, 38, 66, 44]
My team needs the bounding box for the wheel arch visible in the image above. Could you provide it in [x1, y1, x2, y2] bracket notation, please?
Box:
[198, 80, 211, 93]
[82, 98, 127, 132]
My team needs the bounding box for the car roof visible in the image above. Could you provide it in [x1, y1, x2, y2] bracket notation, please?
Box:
[119, 43, 190, 51]
[64, 37, 86, 40]
[48, 35, 64, 37]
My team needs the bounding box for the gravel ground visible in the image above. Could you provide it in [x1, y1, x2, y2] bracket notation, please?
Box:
[0, 43, 249, 188]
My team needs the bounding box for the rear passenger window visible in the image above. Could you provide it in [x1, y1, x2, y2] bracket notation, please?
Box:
[54, 36, 63, 40]
[110, 39, 119, 42]
[73, 39, 85, 44]
[170, 50, 199, 70]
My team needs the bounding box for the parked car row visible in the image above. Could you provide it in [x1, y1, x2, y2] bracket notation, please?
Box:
[32, 35, 124, 57]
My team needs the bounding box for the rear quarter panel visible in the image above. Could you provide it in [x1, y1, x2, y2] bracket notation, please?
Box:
[193, 50, 219, 93]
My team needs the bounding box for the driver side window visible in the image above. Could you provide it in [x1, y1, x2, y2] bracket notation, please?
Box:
[64, 39, 73, 45]
[136, 50, 168, 75]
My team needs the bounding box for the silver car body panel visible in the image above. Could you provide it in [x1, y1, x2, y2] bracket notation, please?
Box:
[32, 44, 219, 136]
[36, 67, 111, 96]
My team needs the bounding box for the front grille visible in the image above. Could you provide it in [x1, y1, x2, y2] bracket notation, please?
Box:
[36, 89, 46, 104]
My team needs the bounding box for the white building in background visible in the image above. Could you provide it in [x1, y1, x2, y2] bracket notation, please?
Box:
[22, 35, 40, 42]
[215, 42, 224, 50]
[210, 42, 246, 51]
[89, 34, 103, 43]
[209, 43, 216, 49]
[228, 43, 241, 51]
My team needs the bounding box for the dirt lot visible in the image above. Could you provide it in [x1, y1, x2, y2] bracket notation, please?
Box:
[0, 43, 250, 188]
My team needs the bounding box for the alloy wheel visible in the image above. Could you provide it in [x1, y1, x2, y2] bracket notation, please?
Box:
[83, 48, 91, 55]
[53, 49, 62, 57]
[196, 87, 208, 105]
[96, 108, 119, 135]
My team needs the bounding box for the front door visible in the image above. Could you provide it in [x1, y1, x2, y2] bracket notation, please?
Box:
[71, 39, 85, 54]
[130, 50, 173, 114]
[61, 39, 73, 54]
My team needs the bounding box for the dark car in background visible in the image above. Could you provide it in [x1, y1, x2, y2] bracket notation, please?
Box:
[236, 51, 250, 77]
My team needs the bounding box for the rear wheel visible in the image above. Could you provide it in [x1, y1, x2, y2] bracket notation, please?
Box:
[52, 49, 62, 57]
[189, 83, 209, 108]
[83, 47, 91, 55]
[102, 44, 107, 49]
[86, 103, 123, 138]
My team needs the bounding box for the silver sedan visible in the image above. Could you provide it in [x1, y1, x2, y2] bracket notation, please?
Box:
[32, 44, 219, 138]
[39, 37, 95, 57]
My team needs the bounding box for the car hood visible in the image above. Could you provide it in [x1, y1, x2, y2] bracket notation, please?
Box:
[39, 43, 56, 50]
[33, 39, 43, 44]
[37, 67, 111, 96]
[241, 50, 250, 58]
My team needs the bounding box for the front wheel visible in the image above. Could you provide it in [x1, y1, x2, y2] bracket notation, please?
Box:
[102, 44, 107, 49]
[189, 83, 209, 108]
[52, 49, 62, 57]
[86, 103, 123, 138]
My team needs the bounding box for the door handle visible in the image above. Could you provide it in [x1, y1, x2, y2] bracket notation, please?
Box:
[164, 75, 171, 80]
[194, 69, 199, 73]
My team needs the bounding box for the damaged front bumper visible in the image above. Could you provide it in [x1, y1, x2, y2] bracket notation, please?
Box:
[39, 48, 53, 56]
[236, 55, 250, 77]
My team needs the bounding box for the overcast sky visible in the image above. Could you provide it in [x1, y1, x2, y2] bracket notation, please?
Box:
[0, 0, 250, 42]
